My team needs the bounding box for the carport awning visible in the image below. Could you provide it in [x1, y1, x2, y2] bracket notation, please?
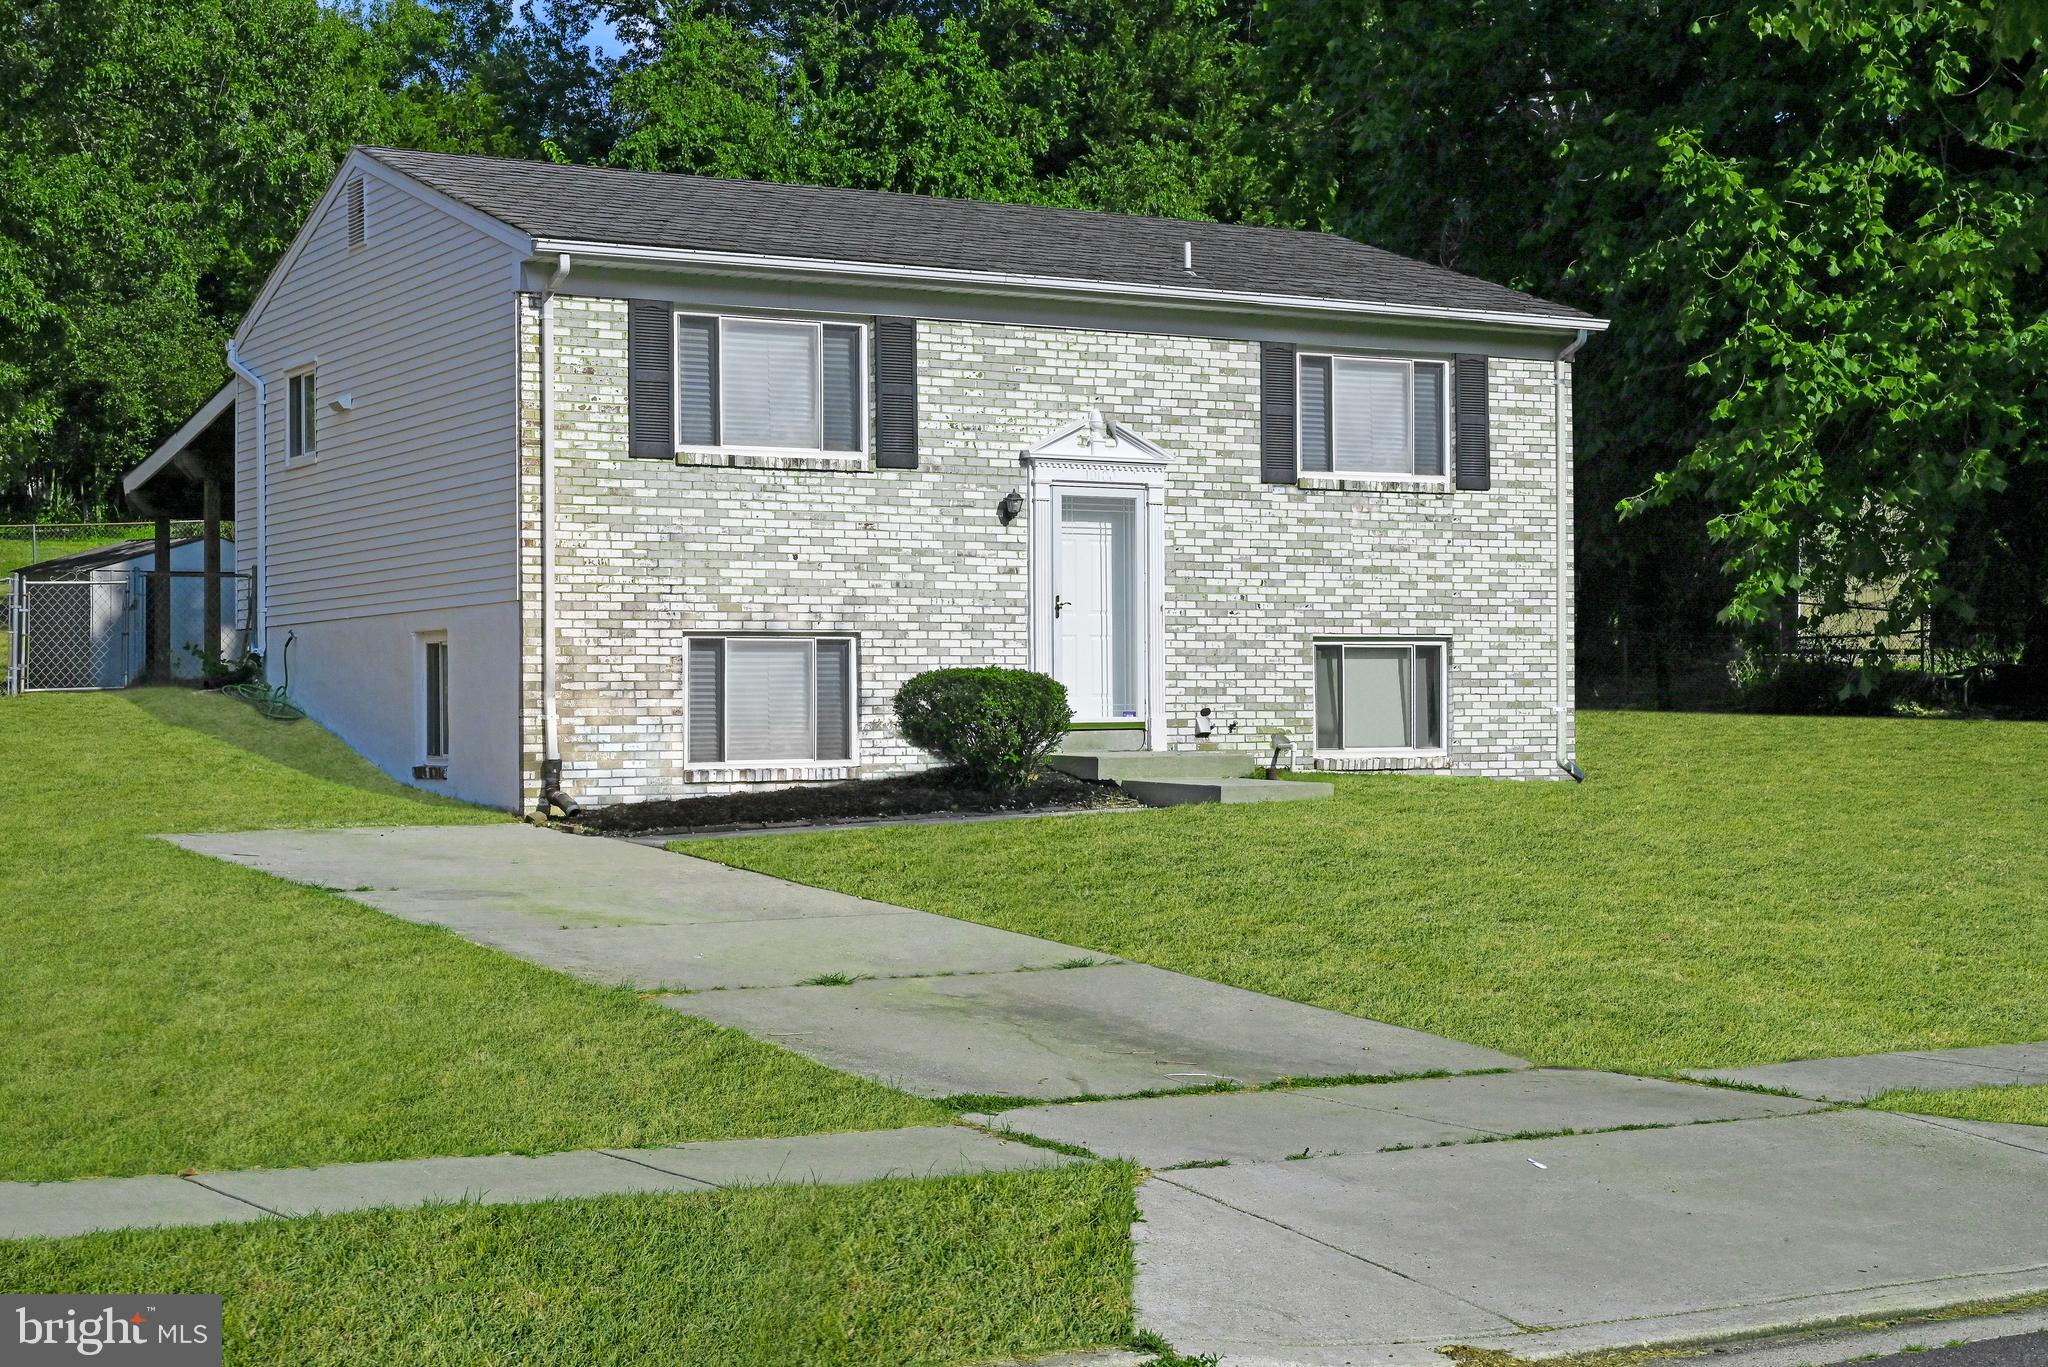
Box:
[124, 382, 235, 519]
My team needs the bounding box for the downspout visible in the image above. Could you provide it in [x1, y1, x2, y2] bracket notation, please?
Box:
[537, 252, 581, 818]
[1554, 328, 1590, 782]
[224, 341, 266, 657]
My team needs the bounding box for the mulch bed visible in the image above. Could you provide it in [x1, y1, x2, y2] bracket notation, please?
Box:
[568, 766, 1141, 836]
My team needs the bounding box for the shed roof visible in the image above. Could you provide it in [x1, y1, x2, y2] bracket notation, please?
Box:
[364, 147, 1601, 330]
[15, 539, 178, 580]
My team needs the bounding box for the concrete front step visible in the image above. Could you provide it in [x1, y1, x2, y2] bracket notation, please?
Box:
[1120, 776, 1334, 806]
[1057, 726, 1150, 754]
[1047, 750, 1262, 782]
[1048, 749, 1332, 807]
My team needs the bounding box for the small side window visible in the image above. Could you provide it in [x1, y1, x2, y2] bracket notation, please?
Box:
[286, 372, 316, 462]
[422, 635, 449, 763]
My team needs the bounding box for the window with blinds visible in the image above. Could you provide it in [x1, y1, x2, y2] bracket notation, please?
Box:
[673, 314, 865, 454]
[1298, 355, 1448, 479]
[1314, 641, 1446, 754]
[686, 636, 855, 765]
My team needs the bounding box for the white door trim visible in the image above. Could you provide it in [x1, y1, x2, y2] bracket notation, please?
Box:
[1022, 410, 1169, 750]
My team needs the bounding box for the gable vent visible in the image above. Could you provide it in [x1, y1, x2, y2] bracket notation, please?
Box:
[345, 176, 366, 249]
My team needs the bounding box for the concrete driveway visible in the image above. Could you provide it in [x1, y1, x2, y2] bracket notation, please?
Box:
[173, 823, 2048, 1366]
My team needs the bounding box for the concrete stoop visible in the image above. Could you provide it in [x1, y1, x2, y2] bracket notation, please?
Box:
[1047, 749, 1333, 806]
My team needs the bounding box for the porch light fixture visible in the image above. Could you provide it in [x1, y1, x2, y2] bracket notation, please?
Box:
[1194, 707, 1215, 739]
[998, 488, 1024, 525]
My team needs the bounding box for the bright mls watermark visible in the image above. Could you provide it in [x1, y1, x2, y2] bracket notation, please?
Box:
[5, 1297, 220, 1364]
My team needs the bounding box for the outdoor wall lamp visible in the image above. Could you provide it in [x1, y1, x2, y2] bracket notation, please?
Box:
[998, 488, 1024, 525]
[1194, 707, 1215, 739]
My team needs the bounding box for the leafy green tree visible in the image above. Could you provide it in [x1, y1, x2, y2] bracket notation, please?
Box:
[0, 0, 373, 516]
[1261, 0, 2048, 682]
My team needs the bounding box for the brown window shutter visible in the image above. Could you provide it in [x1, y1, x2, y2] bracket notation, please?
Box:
[1261, 343, 1298, 483]
[1454, 354, 1490, 490]
[627, 299, 674, 459]
[873, 316, 918, 469]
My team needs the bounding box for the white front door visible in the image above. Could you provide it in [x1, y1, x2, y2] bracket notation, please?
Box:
[1054, 490, 1143, 721]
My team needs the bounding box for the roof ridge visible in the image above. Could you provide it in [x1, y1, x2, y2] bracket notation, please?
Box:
[357, 145, 1600, 326]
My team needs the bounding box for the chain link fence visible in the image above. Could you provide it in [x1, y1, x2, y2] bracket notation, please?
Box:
[7, 569, 249, 696]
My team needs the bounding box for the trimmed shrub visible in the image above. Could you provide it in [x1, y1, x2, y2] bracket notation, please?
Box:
[893, 668, 1072, 787]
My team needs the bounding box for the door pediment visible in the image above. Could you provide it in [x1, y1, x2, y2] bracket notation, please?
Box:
[1022, 409, 1170, 477]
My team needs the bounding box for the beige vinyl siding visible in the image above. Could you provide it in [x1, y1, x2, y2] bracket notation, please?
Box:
[238, 169, 523, 622]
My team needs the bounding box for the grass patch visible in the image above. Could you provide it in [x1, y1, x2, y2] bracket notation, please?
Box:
[578, 764, 1136, 835]
[1871, 1085, 2048, 1128]
[0, 689, 941, 1182]
[0, 1164, 1139, 1366]
[700, 711, 2048, 1075]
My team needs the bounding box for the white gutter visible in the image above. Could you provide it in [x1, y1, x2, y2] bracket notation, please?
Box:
[538, 253, 571, 797]
[1554, 328, 1591, 779]
[224, 342, 266, 654]
[529, 239, 1610, 336]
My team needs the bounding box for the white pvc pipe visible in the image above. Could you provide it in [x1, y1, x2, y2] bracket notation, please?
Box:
[224, 341, 266, 655]
[538, 254, 570, 766]
[1554, 328, 1590, 773]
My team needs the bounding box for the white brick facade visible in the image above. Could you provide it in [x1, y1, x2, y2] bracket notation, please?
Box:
[519, 297, 1573, 807]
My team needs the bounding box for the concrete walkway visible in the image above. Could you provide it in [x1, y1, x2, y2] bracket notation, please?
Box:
[1688, 1041, 2048, 1101]
[0, 1127, 1073, 1240]
[161, 823, 2048, 1365]
[170, 825, 1523, 1095]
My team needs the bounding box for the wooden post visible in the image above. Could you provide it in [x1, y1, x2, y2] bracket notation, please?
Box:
[201, 474, 222, 666]
[147, 516, 172, 683]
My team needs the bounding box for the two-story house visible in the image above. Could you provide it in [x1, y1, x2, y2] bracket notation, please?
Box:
[150, 147, 1603, 812]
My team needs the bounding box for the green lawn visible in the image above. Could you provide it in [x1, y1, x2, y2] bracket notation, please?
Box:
[1873, 1085, 2048, 1128]
[0, 1165, 1139, 1366]
[1, 689, 943, 1182]
[700, 711, 2048, 1080]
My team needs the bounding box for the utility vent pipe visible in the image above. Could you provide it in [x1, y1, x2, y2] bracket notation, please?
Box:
[1183, 240, 1193, 272]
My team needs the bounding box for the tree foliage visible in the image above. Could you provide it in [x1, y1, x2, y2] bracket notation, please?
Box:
[1261, 0, 2048, 670]
[7, 0, 2046, 683]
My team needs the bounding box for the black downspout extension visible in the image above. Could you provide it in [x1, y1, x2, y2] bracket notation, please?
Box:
[540, 758, 582, 819]
[1557, 758, 1586, 783]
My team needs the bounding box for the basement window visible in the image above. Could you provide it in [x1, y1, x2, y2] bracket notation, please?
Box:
[686, 636, 856, 765]
[421, 634, 449, 766]
[1314, 640, 1447, 754]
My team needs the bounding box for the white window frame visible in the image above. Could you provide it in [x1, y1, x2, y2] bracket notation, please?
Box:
[672, 312, 869, 461]
[685, 633, 861, 768]
[418, 631, 450, 766]
[285, 367, 318, 464]
[1297, 353, 1452, 485]
[1312, 637, 1450, 757]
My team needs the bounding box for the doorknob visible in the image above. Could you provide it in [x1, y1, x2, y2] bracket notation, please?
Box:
[1054, 596, 1071, 616]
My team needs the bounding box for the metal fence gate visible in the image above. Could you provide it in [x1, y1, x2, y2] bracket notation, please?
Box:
[8, 575, 138, 692]
[5, 572, 249, 695]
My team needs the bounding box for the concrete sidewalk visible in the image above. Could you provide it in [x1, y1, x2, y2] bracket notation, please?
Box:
[0, 1126, 1073, 1240]
[1133, 1105, 2048, 1365]
[164, 822, 2048, 1366]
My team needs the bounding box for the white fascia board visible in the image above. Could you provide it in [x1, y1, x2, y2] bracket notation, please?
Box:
[531, 238, 1609, 335]
[124, 381, 235, 496]
[233, 149, 534, 348]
